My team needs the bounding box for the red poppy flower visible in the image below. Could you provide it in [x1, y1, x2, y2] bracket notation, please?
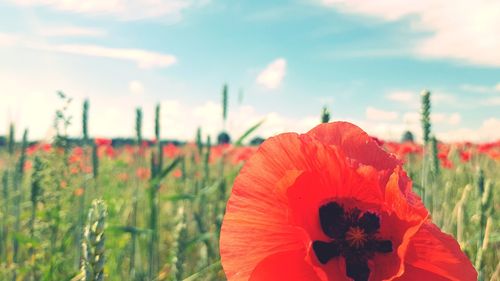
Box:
[95, 138, 112, 146]
[488, 150, 500, 161]
[229, 146, 257, 164]
[24, 160, 33, 171]
[220, 122, 476, 281]
[172, 169, 182, 179]
[41, 143, 52, 152]
[124, 144, 135, 154]
[69, 146, 84, 163]
[210, 144, 232, 163]
[26, 143, 52, 156]
[459, 150, 472, 163]
[370, 136, 384, 146]
[163, 143, 181, 158]
[117, 172, 129, 182]
[136, 167, 150, 180]
[74, 187, 84, 197]
[98, 145, 116, 158]
[27, 145, 38, 156]
[70, 166, 80, 174]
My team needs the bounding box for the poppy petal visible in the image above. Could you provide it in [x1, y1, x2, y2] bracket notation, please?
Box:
[221, 122, 473, 281]
[286, 167, 384, 243]
[368, 170, 427, 281]
[307, 122, 401, 171]
[394, 264, 454, 281]
[249, 250, 322, 281]
[307, 122, 415, 196]
[403, 222, 477, 281]
[221, 133, 329, 281]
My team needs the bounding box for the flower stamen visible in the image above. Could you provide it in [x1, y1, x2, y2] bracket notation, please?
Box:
[345, 226, 367, 248]
[313, 202, 393, 281]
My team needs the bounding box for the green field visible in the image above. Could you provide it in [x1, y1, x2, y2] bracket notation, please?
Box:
[0, 93, 498, 281]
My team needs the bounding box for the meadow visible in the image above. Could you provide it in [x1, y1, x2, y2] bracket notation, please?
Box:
[0, 91, 498, 281]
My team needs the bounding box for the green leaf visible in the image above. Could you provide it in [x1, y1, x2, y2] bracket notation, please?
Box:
[182, 261, 221, 281]
[158, 157, 181, 180]
[13, 232, 41, 247]
[235, 119, 265, 146]
[107, 225, 151, 235]
[149, 157, 182, 187]
[186, 232, 213, 249]
[162, 193, 196, 202]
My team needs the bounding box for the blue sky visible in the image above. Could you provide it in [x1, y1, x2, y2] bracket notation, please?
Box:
[0, 0, 499, 142]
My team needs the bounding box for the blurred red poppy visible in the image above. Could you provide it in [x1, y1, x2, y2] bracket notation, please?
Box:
[438, 151, 454, 169]
[41, 143, 52, 152]
[172, 169, 182, 179]
[440, 158, 454, 169]
[459, 150, 472, 163]
[488, 150, 500, 161]
[370, 135, 384, 146]
[210, 144, 231, 163]
[220, 122, 476, 281]
[229, 146, 257, 164]
[98, 145, 116, 158]
[70, 166, 80, 174]
[74, 187, 84, 197]
[27, 145, 38, 156]
[24, 160, 32, 171]
[95, 138, 112, 146]
[136, 167, 150, 180]
[69, 147, 84, 164]
[27, 143, 52, 156]
[163, 143, 181, 158]
[117, 172, 129, 182]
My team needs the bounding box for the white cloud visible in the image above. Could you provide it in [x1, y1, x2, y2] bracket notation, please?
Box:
[358, 116, 498, 142]
[430, 113, 447, 124]
[365, 107, 398, 121]
[7, 0, 202, 21]
[461, 83, 500, 94]
[129, 80, 145, 95]
[403, 112, 419, 124]
[35, 43, 177, 69]
[0, 33, 18, 46]
[0, 90, 320, 142]
[448, 113, 461, 125]
[385, 90, 458, 107]
[386, 91, 415, 103]
[0, 89, 494, 143]
[159, 101, 318, 141]
[0, 32, 177, 69]
[403, 111, 461, 126]
[320, 0, 500, 67]
[256, 58, 287, 90]
[0, 90, 155, 141]
[432, 93, 456, 104]
[440, 118, 500, 142]
[461, 84, 494, 94]
[38, 26, 107, 37]
[432, 113, 461, 125]
[480, 97, 500, 106]
[353, 115, 499, 142]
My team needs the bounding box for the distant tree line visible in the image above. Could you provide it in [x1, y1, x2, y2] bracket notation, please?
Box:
[0, 135, 266, 147]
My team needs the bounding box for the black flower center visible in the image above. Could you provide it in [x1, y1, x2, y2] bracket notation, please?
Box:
[312, 202, 393, 281]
